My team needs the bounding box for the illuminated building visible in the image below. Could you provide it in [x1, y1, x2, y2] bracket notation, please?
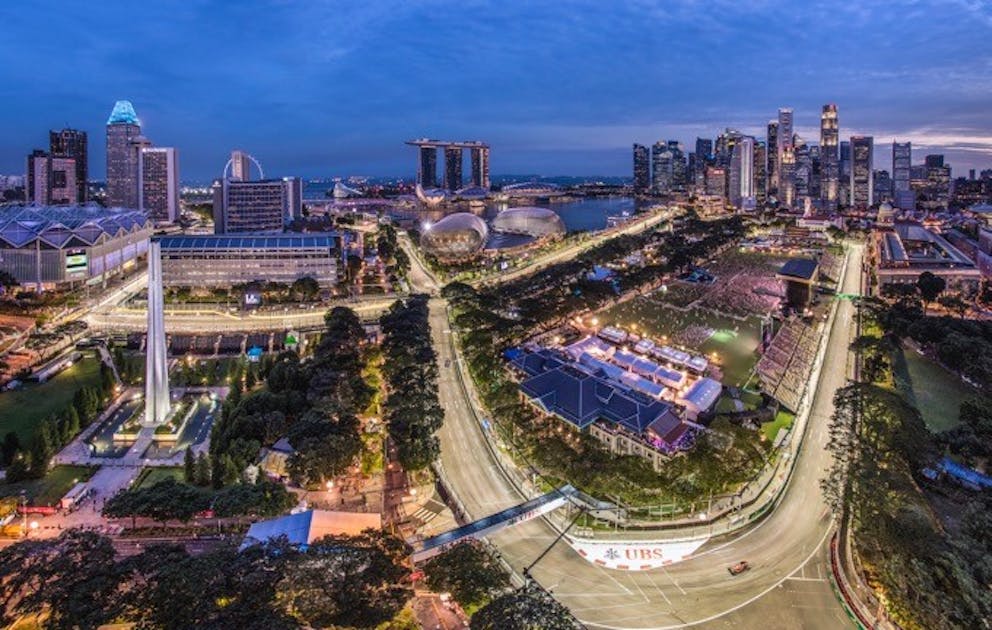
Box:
[49, 128, 88, 202]
[850, 136, 873, 208]
[139, 147, 180, 223]
[819, 104, 839, 209]
[892, 142, 913, 210]
[633, 144, 650, 192]
[105, 100, 142, 209]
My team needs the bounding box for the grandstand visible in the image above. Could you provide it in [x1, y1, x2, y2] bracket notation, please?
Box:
[756, 319, 820, 411]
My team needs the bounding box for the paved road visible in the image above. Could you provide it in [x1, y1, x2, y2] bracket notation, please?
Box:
[420, 235, 864, 629]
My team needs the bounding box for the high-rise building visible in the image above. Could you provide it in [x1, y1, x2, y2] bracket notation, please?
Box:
[924, 154, 951, 209]
[819, 104, 839, 209]
[418, 147, 437, 188]
[139, 147, 180, 223]
[470, 146, 490, 188]
[106, 100, 142, 208]
[729, 136, 755, 209]
[794, 137, 812, 200]
[632, 144, 650, 192]
[777, 108, 794, 196]
[753, 141, 767, 205]
[850, 136, 874, 208]
[766, 121, 779, 199]
[49, 128, 88, 203]
[651, 142, 667, 192]
[839, 140, 852, 206]
[704, 166, 726, 198]
[809, 145, 822, 200]
[230, 150, 253, 182]
[26, 150, 77, 205]
[212, 176, 303, 234]
[892, 142, 913, 210]
[444, 147, 462, 191]
[780, 146, 796, 208]
[668, 140, 687, 192]
[873, 170, 892, 205]
[694, 138, 713, 188]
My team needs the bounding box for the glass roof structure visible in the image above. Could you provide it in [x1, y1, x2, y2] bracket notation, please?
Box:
[157, 234, 340, 250]
[0, 204, 151, 249]
[107, 100, 140, 125]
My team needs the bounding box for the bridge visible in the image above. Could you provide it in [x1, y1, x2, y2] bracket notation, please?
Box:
[411, 485, 577, 563]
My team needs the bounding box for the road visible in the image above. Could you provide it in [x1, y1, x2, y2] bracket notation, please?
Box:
[470, 207, 672, 288]
[417, 233, 864, 628]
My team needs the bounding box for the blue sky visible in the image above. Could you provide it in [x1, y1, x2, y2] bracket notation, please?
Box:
[1, 0, 990, 180]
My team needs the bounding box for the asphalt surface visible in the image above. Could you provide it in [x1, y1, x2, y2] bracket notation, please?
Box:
[410, 230, 864, 629]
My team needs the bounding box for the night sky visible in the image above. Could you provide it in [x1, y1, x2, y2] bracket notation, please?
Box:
[1, 0, 990, 180]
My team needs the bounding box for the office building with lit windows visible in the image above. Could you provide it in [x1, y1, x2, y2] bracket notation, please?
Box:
[106, 100, 143, 209]
[633, 144, 650, 192]
[850, 136, 874, 208]
[892, 142, 913, 210]
[49, 128, 88, 203]
[819, 104, 839, 209]
[139, 147, 180, 223]
[157, 233, 355, 289]
[212, 177, 303, 234]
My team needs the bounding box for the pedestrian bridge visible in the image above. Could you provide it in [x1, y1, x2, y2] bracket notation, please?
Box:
[411, 485, 577, 562]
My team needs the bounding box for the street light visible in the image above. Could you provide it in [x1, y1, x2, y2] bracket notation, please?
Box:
[325, 480, 334, 491]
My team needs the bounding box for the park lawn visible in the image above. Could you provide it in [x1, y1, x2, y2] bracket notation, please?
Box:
[597, 298, 762, 386]
[135, 467, 185, 489]
[761, 410, 795, 443]
[891, 346, 971, 432]
[0, 353, 101, 445]
[0, 465, 96, 506]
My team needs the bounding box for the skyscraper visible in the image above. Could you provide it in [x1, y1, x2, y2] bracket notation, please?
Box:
[780, 146, 796, 208]
[26, 150, 77, 205]
[850, 136, 874, 208]
[106, 100, 142, 208]
[444, 147, 462, 191]
[753, 141, 767, 205]
[767, 121, 779, 199]
[729, 136, 755, 209]
[819, 104, 839, 209]
[839, 140, 852, 206]
[49, 128, 88, 203]
[794, 137, 812, 200]
[230, 150, 253, 182]
[470, 146, 490, 189]
[651, 142, 670, 193]
[777, 107, 794, 197]
[139, 147, 180, 223]
[632, 144, 650, 192]
[418, 147, 437, 187]
[667, 140, 687, 191]
[892, 141, 913, 210]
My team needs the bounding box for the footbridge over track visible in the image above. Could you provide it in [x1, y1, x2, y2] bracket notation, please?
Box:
[411, 485, 578, 562]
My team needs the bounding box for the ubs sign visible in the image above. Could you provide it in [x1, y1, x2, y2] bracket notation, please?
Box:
[567, 537, 708, 571]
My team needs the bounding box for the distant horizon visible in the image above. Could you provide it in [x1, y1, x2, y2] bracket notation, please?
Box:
[2, 2, 991, 179]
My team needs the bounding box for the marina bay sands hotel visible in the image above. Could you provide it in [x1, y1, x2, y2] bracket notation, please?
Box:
[406, 139, 490, 190]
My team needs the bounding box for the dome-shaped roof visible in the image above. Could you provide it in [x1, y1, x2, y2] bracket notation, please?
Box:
[492, 206, 566, 238]
[420, 212, 489, 258]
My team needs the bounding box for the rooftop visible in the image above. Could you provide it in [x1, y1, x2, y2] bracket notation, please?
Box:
[107, 100, 140, 126]
[0, 204, 150, 248]
[778, 258, 819, 280]
[156, 233, 341, 250]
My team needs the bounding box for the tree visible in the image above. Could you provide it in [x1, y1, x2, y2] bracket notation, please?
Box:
[103, 479, 209, 524]
[917, 271, 946, 315]
[471, 586, 580, 630]
[937, 294, 969, 318]
[0, 530, 124, 629]
[194, 451, 211, 486]
[211, 480, 296, 518]
[274, 531, 412, 628]
[183, 447, 196, 483]
[291, 276, 320, 301]
[423, 541, 510, 608]
[1, 431, 21, 466]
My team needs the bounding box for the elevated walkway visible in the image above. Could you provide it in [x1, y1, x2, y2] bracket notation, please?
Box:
[412, 485, 577, 562]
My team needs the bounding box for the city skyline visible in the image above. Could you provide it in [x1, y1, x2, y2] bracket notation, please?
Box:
[1, 1, 991, 180]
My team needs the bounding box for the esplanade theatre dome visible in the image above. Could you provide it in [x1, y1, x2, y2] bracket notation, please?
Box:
[420, 212, 489, 258]
[492, 206, 566, 238]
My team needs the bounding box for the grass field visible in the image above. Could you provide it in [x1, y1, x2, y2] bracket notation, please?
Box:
[892, 346, 971, 432]
[135, 467, 185, 489]
[0, 465, 96, 506]
[0, 353, 101, 445]
[762, 410, 795, 442]
[597, 298, 762, 386]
